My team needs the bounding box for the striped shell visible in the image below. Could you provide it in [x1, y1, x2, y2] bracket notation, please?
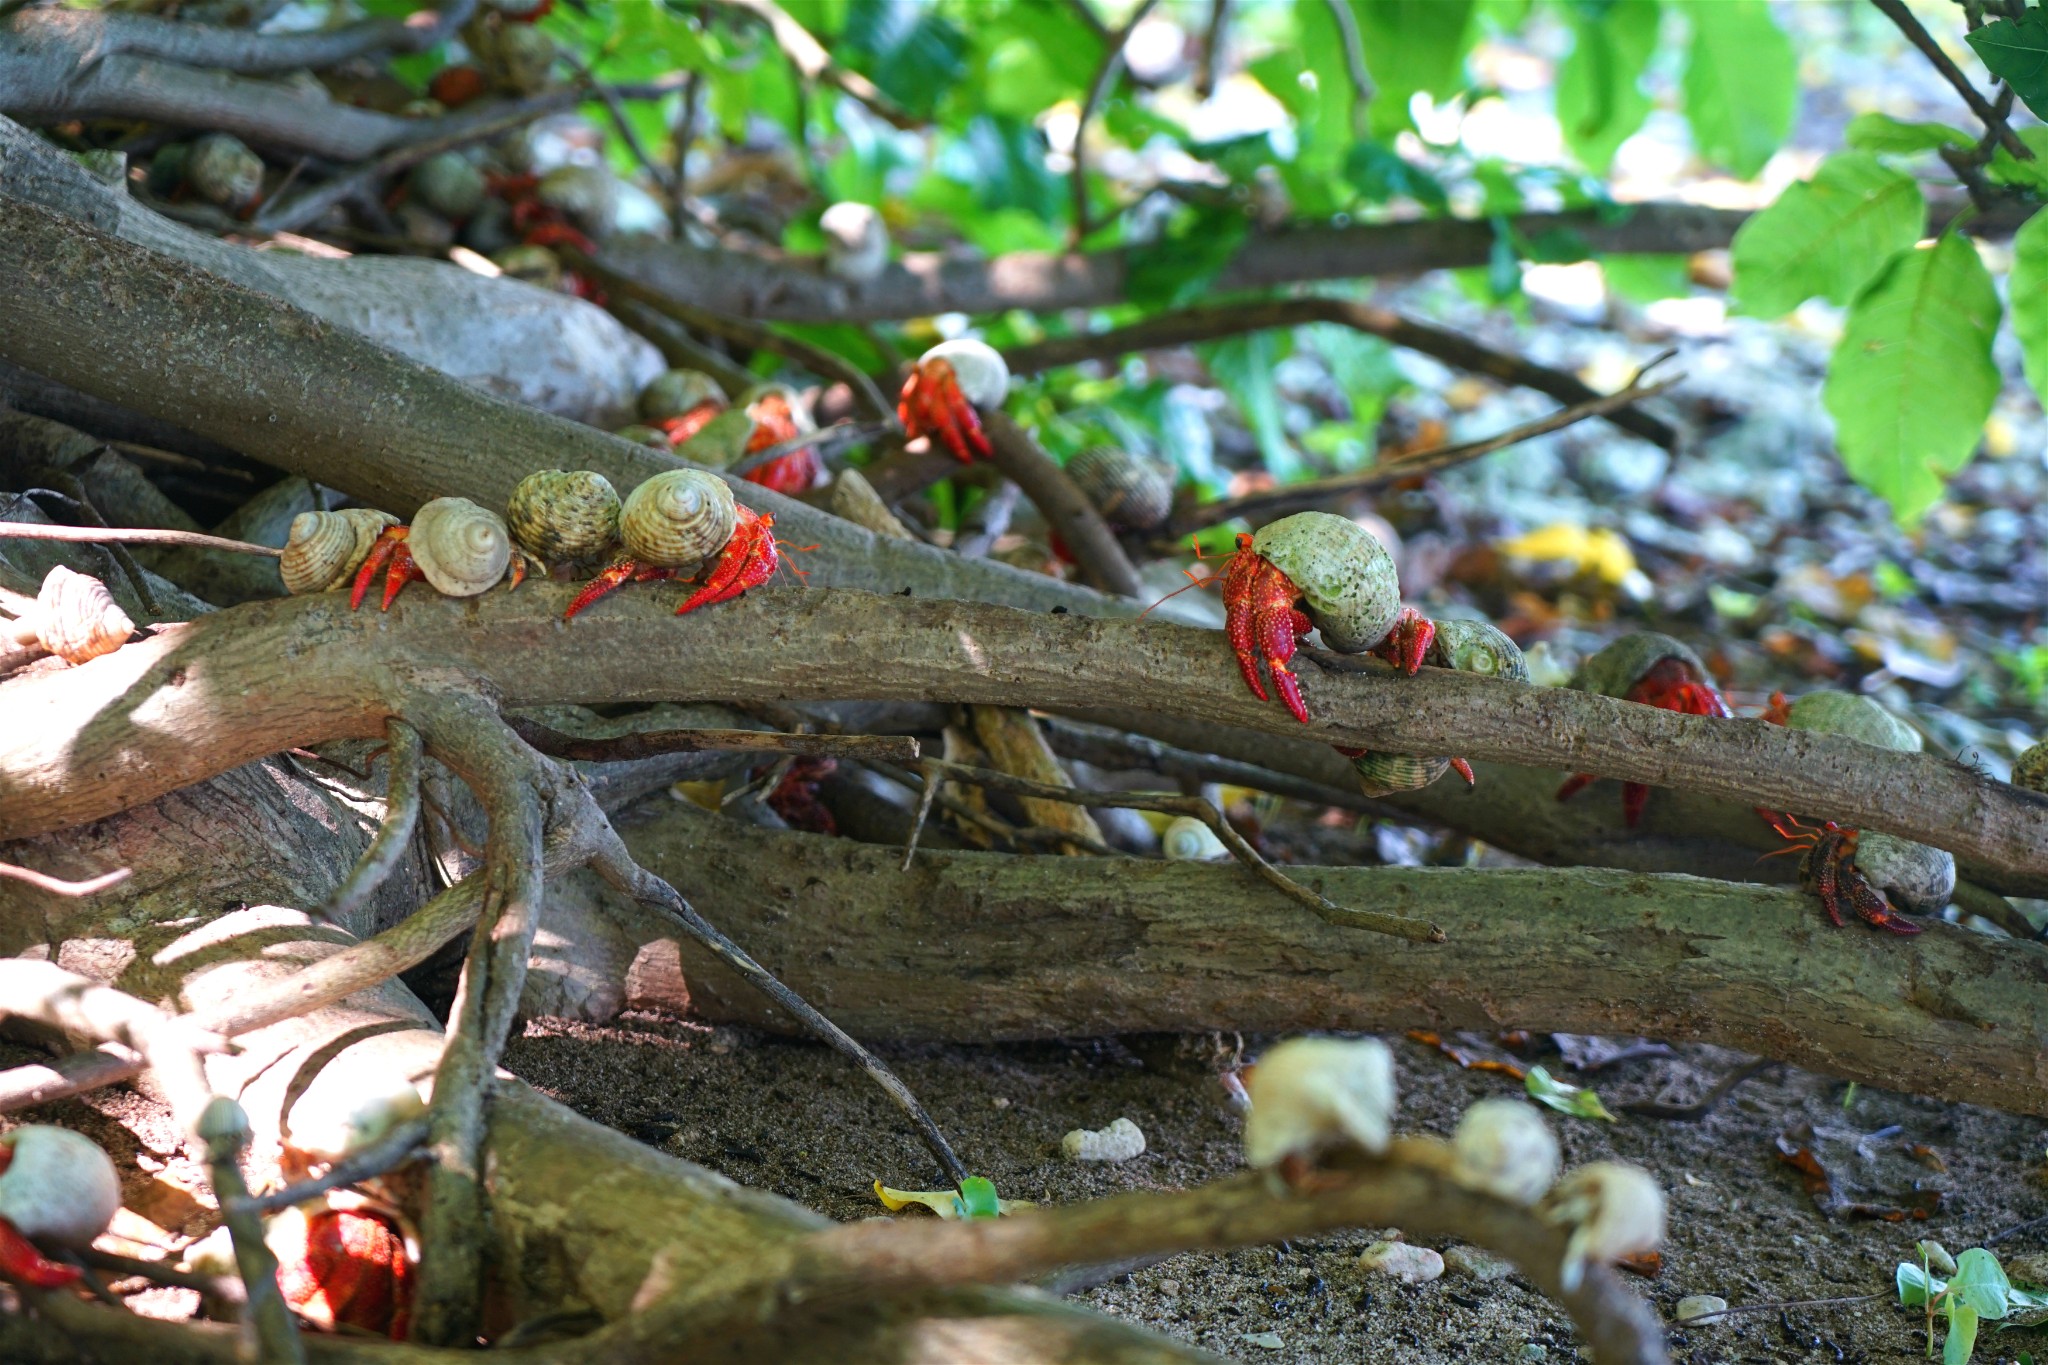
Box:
[1250, 512, 1401, 654]
[2015, 741, 2048, 794]
[640, 369, 728, 422]
[408, 497, 512, 597]
[1782, 690, 1952, 912]
[919, 339, 1010, 409]
[618, 469, 736, 568]
[1067, 446, 1173, 531]
[280, 508, 399, 595]
[1349, 752, 1451, 798]
[32, 566, 134, 665]
[1782, 691, 1921, 753]
[1161, 816, 1229, 861]
[1348, 619, 1526, 795]
[1575, 632, 1708, 699]
[506, 469, 620, 564]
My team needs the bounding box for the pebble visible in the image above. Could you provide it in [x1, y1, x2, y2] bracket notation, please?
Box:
[1156, 1279, 1180, 1295]
[1061, 1117, 1146, 1162]
[1520, 1346, 1548, 1362]
[1442, 1244, 1515, 1281]
[1358, 1240, 1444, 1284]
[1675, 1294, 1728, 1323]
[1240, 1332, 1285, 1351]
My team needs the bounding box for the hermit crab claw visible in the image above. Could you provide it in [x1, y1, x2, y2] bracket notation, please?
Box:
[898, 339, 1008, 463]
[675, 507, 781, 617]
[349, 525, 421, 612]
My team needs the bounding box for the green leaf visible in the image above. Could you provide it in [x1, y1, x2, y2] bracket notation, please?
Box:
[956, 1176, 1002, 1219]
[838, 4, 968, 119]
[1201, 332, 1300, 482]
[1900, 1259, 1939, 1308]
[1683, 0, 1797, 179]
[1968, 10, 2048, 121]
[1351, 0, 1478, 137]
[1345, 140, 1449, 211]
[983, 38, 1062, 120]
[1823, 234, 2001, 522]
[1602, 253, 1692, 303]
[1951, 1249, 2014, 1321]
[1524, 1065, 1618, 1122]
[1946, 1302, 1981, 1365]
[1844, 112, 1972, 155]
[2010, 212, 2048, 408]
[1125, 210, 1251, 310]
[1730, 153, 1926, 317]
[1556, 0, 1661, 174]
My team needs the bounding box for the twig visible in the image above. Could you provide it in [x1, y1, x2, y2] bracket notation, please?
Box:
[614, 299, 760, 398]
[726, 419, 894, 479]
[1069, 0, 1160, 245]
[1322, 0, 1375, 114]
[74, 1248, 234, 1297]
[230, 1117, 431, 1218]
[1680, 1292, 1882, 1324]
[901, 761, 945, 872]
[0, 522, 283, 556]
[868, 757, 1121, 859]
[709, 0, 922, 131]
[1004, 296, 1681, 451]
[982, 411, 1145, 597]
[21, 481, 159, 618]
[1, 1, 475, 77]
[0, 861, 132, 896]
[1618, 1057, 1775, 1121]
[108, 440, 255, 481]
[917, 757, 1446, 943]
[1870, 0, 2031, 160]
[198, 1098, 307, 1365]
[1038, 715, 1405, 818]
[1170, 370, 1682, 535]
[1194, 0, 1231, 99]
[319, 717, 423, 925]
[505, 717, 919, 765]
[562, 53, 678, 197]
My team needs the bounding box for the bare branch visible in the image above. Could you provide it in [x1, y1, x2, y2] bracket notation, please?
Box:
[504, 718, 920, 765]
[320, 717, 423, 924]
[1070, 0, 1160, 244]
[1, 3, 474, 78]
[982, 411, 1145, 597]
[1870, 0, 2031, 159]
[0, 521, 282, 556]
[0, 860, 131, 895]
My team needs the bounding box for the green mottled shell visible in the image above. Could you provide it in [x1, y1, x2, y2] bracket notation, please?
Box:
[614, 424, 671, 449]
[1067, 446, 1173, 531]
[1430, 618, 1529, 683]
[506, 469, 620, 563]
[1575, 632, 1707, 699]
[1349, 751, 1452, 798]
[2014, 742, 2048, 794]
[1782, 691, 1921, 753]
[1250, 512, 1400, 654]
[407, 153, 486, 219]
[187, 134, 263, 208]
[640, 369, 728, 422]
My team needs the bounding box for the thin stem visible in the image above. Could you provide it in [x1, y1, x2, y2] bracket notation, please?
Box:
[1069, 0, 1161, 246]
[0, 861, 132, 896]
[230, 1117, 432, 1218]
[0, 522, 283, 556]
[1870, 0, 2031, 159]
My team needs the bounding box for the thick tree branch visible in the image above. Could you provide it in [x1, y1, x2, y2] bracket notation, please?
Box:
[1, 3, 474, 77]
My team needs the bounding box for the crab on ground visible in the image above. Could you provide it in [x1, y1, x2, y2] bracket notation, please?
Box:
[270, 1202, 413, 1338]
[897, 339, 1009, 463]
[1756, 810, 1923, 936]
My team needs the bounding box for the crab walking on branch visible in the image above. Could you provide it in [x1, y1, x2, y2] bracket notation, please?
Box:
[1221, 511, 1439, 725]
[561, 468, 736, 619]
[739, 385, 824, 496]
[349, 497, 523, 611]
[1556, 632, 1731, 826]
[898, 338, 1010, 462]
[1756, 690, 1953, 936]
[1335, 618, 1530, 796]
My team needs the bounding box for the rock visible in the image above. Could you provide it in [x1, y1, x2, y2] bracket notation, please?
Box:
[1239, 1332, 1285, 1350]
[1675, 1294, 1728, 1323]
[1442, 1244, 1515, 1281]
[1358, 1240, 1444, 1285]
[1061, 1117, 1146, 1162]
[1520, 1346, 1548, 1362]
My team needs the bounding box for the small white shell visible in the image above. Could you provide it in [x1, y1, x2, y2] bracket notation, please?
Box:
[1061, 1117, 1147, 1162]
[1250, 512, 1401, 654]
[1451, 1099, 1559, 1206]
[34, 565, 135, 665]
[918, 338, 1010, 409]
[408, 497, 512, 598]
[506, 469, 621, 563]
[618, 469, 737, 568]
[1854, 830, 1956, 913]
[1538, 1162, 1665, 1292]
[0, 1125, 122, 1247]
[1242, 1036, 1395, 1169]
[820, 201, 890, 282]
[1162, 815, 1229, 861]
[280, 508, 399, 594]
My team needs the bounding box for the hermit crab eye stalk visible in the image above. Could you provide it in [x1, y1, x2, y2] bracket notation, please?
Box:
[898, 338, 1009, 463]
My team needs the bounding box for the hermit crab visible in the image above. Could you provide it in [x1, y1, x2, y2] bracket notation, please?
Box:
[898, 339, 1009, 463]
[1557, 632, 1731, 826]
[1066, 445, 1174, 533]
[1241, 1036, 1396, 1181]
[349, 497, 523, 611]
[561, 468, 736, 619]
[505, 467, 621, 571]
[1757, 690, 1953, 936]
[0, 1124, 122, 1288]
[739, 385, 823, 496]
[1222, 511, 1438, 726]
[639, 368, 728, 446]
[1338, 618, 1528, 796]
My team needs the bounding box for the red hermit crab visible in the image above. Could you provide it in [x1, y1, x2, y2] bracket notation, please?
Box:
[0, 1124, 122, 1288]
[1336, 618, 1530, 796]
[739, 385, 823, 497]
[347, 497, 525, 611]
[1219, 511, 1438, 726]
[1556, 632, 1731, 827]
[898, 339, 1010, 463]
[1756, 690, 1953, 936]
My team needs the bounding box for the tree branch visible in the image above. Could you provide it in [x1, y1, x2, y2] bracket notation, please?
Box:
[1869, 0, 2032, 160]
[981, 411, 1145, 596]
[1, 3, 474, 78]
[709, 0, 922, 131]
[502, 718, 920, 765]
[1069, 0, 1159, 244]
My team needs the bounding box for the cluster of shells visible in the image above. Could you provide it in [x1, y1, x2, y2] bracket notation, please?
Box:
[278, 468, 737, 599]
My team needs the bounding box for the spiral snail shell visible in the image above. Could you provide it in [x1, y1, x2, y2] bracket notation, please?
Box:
[1249, 512, 1401, 655]
[1347, 620, 1525, 796]
[1348, 752, 1454, 797]
[618, 469, 737, 568]
[1780, 690, 1953, 912]
[408, 497, 513, 597]
[280, 508, 401, 595]
[11, 566, 134, 666]
[506, 469, 620, 565]
[1574, 632, 1708, 699]
[918, 338, 1010, 409]
[639, 369, 728, 423]
[1067, 446, 1173, 531]
[1161, 815, 1229, 861]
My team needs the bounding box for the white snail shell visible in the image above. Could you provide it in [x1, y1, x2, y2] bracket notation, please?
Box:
[918, 338, 1010, 409]
[506, 469, 621, 564]
[1250, 512, 1401, 655]
[535, 162, 617, 236]
[33, 565, 135, 665]
[408, 497, 513, 598]
[1067, 446, 1173, 531]
[639, 369, 728, 422]
[1539, 1162, 1665, 1293]
[280, 508, 400, 595]
[493, 243, 563, 290]
[187, 133, 263, 208]
[820, 201, 890, 282]
[1161, 815, 1229, 861]
[0, 1125, 122, 1247]
[618, 469, 737, 568]
[1242, 1036, 1396, 1169]
[1451, 1099, 1559, 1206]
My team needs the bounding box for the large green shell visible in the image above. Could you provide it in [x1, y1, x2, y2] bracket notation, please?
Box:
[1249, 512, 1400, 654]
[2014, 742, 2048, 794]
[1782, 691, 1921, 753]
[506, 469, 620, 564]
[1574, 632, 1707, 699]
[639, 369, 728, 422]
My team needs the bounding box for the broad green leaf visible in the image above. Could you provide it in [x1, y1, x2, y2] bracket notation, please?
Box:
[1524, 1065, 1618, 1122]
[1900, 1259, 1939, 1308]
[2010, 212, 2048, 408]
[956, 1176, 1002, 1219]
[983, 39, 1062, 120]
[1844, 112, 1972, 155]
[1988, 125, 2048, 192]
[1969, 10, 2048, 121]
[1682, 0, 1797, 179]
[1345, 140, 1449, 211]
[1951, 1249, 2014, 1321]
[1823, 234, 2001, 522]
[1946, 1302, 1980, 1365]
[838, 4, 968, 120]
[1730, 153, 1925, 317]
[1602, 253, 1692, 303]
[1556, 0, 1661, 174]
[1201, 332, 1300, 482]
[1351, 0, 1478, 137]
